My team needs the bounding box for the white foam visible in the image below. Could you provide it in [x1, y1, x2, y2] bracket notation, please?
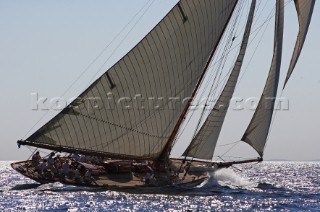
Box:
[199, 168, 257, 189]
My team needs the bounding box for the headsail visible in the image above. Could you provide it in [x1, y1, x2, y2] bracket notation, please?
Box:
[242, 0, 284, 156]
[182, 0, 257, 160]
[21, 0, 238, 160]
[283, 0, 315, 88]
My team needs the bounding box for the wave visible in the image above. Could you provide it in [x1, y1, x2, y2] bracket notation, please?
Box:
[199, 168, 258, 190]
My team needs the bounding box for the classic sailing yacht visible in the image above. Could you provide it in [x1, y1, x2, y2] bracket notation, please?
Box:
[12, 0, 315, 191]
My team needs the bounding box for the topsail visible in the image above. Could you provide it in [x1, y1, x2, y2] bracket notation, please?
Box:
[242, 0, 284, 156]
[283, 0, 315, 88]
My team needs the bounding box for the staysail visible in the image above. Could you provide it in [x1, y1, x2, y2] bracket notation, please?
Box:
[283, 0, 315, 88]
[182, 0, 257, 160]
[20, 0, 238, 160]
[242, 0, 284, 156]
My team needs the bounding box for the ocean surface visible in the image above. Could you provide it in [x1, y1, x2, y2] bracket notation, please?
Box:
[0, 161, 319, 211]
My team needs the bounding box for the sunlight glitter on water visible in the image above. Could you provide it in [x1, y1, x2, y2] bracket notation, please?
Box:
[1, 161, 319, 211]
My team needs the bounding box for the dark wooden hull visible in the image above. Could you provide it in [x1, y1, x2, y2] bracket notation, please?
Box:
[11, 160, 208, 194]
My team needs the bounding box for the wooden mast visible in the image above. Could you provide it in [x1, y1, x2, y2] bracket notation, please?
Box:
[157, 0, 239, 162]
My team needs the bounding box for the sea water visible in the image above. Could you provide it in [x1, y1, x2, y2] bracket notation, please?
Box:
[0, 161, 319, 211]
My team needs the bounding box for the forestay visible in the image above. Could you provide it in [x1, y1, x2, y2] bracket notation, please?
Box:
[182, 0, 257, 160]
[242, 0, 284, 156]
[25, 0, 238, 160]
[283, 0, 316, 88]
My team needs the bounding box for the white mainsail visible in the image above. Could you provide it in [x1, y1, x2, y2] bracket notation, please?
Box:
[242, 0, 284, 156]
[283, 0, 316, 88]
[23, 0, 238, 160]
[182, 0, 257, 160]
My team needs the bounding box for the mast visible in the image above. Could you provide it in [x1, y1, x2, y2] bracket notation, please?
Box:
[182, 0, 257, 161]
[157, 0, 239, 161]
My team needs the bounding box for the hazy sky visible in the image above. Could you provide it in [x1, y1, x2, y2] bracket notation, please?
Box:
[0, 0, 319, 161]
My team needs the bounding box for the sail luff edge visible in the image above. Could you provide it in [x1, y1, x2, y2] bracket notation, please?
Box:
[182, 0, 257, 161]
[157, 0, 239, 162]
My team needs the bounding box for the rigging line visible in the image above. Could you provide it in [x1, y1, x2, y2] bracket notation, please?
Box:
[87, 0, 156, 86]
[210, 21, 237, 100]
[215, 0, 291, 65]
[193, 57, 234, 138]
[209, 13, 242, 100]
[182, 103, 208, 156]
[259, 0, 293, 153]
[237, 0, 291, 151]
[199, 65, 231, 126]
[107, 75, 203, 147]
[252, 0, 269, 28]
[173, 0, 209, 138]
[209, 44, 241, 104]
[251, 0, 291, 34]
[170, 1, 242, 157]
[182, 2, 290, 159]
[93, 67, 204, 151]
[216, 140, 241, 147]
[221, 140, 241, 158]
[175, 2, 252, 153]
[88, 84, 182, 151]
[75, 0, 154, 95]
[172, 3, 244, 146]
[184, 31, 236, 143]
[173, 58, 237, 147]
[196, 0, 243, 128]
[183, 0, 291, 98]
[215, 155, 253, 160]
[26, 147, 38, 160]
[190, 0, 222, 102]
[95, 112, 178, 154]
[22, 0, 154, 140]
[199, 19, 267, 80]
[186, 4, 244, 158]
[207, 3, 273, 71]
[233, 0, 248, 38]
[195, 0, 244, 102]
[221, 4, 272, 57]
[194, 4, 241, 106]
[237, 12, 272, 86]
[161, 82, 219, 151]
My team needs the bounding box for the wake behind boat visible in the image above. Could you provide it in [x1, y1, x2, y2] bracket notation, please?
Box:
[12, 0, 316, 193]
